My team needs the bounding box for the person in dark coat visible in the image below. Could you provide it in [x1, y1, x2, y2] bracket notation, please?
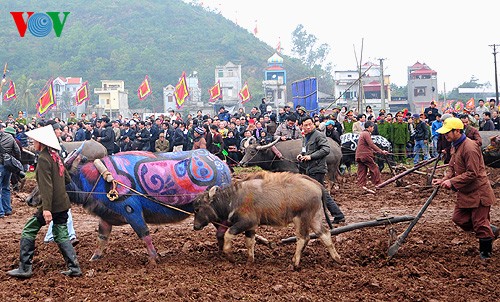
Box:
[297, 117, 345, 223]
[73, 122, 86, 142]
[133, 121, 151, 151]
[206, 124, 225, 160]
[424, 100, 440, 124]
[0, 123, 22, 218]
[97, 117, 115, 155]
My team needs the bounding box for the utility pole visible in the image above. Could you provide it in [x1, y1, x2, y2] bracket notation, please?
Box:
[489, 44, 500, 105]
[378, 58, 386, 110]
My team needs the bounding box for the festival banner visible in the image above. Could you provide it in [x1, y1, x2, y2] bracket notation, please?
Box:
[36, 80, 56, 117]
[208, 80, 221, 103]
[465, 97, 475, 110]
[3, 80, 16, 101]
[75, 81, 89, 105]
[239, 82, 251, 104]
[137, 75, 152, 101]
[454, 101, 464, 112]
[174, 71, 189, 109]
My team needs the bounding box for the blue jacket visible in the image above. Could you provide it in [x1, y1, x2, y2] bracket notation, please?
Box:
[431, 120, 442, 138]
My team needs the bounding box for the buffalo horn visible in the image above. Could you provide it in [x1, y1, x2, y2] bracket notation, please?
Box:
[256, 137, 280, 151]
[208, 186, 219, 198]
[64, 141, 86, 167]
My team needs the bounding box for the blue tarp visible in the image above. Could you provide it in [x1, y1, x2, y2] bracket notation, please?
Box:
[291, 77, 318, 115]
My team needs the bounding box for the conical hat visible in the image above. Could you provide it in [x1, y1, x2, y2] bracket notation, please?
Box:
[26, 125, 61, 151]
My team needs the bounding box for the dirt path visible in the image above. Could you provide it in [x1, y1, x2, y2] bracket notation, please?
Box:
[0, 169, 499, 301]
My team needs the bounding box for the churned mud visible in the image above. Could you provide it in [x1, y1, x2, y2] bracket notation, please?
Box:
[1, 168, 499, 301]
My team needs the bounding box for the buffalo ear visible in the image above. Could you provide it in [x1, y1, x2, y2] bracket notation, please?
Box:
[208, 186, 219, 198]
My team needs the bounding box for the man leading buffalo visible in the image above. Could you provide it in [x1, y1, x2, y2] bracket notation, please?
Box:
[432, 117, 498, 259]
[297, 116, 345, 224]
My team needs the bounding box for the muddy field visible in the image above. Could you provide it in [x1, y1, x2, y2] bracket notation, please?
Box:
[0, 167, 499, 302]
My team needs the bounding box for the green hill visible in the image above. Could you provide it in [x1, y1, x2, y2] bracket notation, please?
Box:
[0, 0, 328, 116]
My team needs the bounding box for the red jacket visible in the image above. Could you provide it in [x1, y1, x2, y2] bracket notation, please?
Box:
[355, 130, 383, 162]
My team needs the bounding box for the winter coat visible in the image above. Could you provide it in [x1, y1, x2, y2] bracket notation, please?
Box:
[446, 137, 495, 208]
[36, 148, 71, 213]
[303, 129, 329, 175]
[414, 121, 429, 141]
[0, 132, 21, 162]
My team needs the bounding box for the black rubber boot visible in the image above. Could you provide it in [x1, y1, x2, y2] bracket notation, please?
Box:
[7, 238, 35, 278]
[58, 240, 82, 277]
[479, 238, 493, 260]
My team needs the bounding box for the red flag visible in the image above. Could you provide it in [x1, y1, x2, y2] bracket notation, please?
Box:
[75, 81, 89, 105]
[276, 37, 281, 53]
[208, 80, 221, 103]
[36, 80, 56, 117]
[137, 75, 152, 101]
[175, 71, 189, 109]
[239, 82, 251, 104]
[3, 80, 16, 101]
[253, 20, 258, 35]
[465, 97, 475, 110]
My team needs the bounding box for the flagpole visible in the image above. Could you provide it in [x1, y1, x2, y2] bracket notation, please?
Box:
[1, 63, 8, 107]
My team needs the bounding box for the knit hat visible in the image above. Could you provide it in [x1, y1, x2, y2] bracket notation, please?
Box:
[26, 125, 61, 151]
[194, 127, 205, 135]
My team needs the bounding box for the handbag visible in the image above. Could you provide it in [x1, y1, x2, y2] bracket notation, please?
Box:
[0, 134, 23, 174]
[3, 153, 23, 174]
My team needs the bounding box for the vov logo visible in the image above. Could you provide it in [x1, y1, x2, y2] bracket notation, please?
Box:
[11, 12, 70, 37]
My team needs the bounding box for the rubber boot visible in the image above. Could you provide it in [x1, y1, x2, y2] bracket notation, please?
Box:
[324, 192, 345, 224]
[57, 240, 82, 277]
[479, 238, 493, 260]
[7, 238, 35, 278]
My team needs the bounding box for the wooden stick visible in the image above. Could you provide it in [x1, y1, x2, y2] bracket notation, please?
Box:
[387, 186, 440, 259]
[375, 157, 438, 189]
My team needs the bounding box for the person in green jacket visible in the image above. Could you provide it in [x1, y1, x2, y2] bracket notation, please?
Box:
[342, 111, 355, 133]
[7, 125, 82, 279]
[378, 113, 394, 144]
[391, 112, 410, 163]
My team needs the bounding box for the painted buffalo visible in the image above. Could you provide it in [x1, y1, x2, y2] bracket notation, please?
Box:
[192, 171, 341, 268]
[239, 138, 342, 183]
[340, 133, 393, 172]
[27, 149, 232, 263]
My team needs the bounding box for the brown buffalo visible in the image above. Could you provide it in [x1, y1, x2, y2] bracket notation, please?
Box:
[192, 171, 341, 268]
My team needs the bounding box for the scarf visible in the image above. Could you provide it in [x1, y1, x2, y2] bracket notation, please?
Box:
[452, 134, 467, 149]
[48, 148, 65, 176]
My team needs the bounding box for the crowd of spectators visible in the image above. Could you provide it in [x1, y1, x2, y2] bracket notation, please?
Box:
[2, 98, 498, 170]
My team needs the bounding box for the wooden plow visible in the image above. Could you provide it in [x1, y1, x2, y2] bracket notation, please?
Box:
[281, 215, 415, 244]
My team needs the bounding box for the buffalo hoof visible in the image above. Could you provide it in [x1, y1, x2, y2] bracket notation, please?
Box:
[225, 253, 235, 263]
[147, 257, 158, 267]
[90, 254, 103, 261]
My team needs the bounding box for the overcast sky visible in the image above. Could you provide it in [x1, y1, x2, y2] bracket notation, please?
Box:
[202, 0, 500, 92]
